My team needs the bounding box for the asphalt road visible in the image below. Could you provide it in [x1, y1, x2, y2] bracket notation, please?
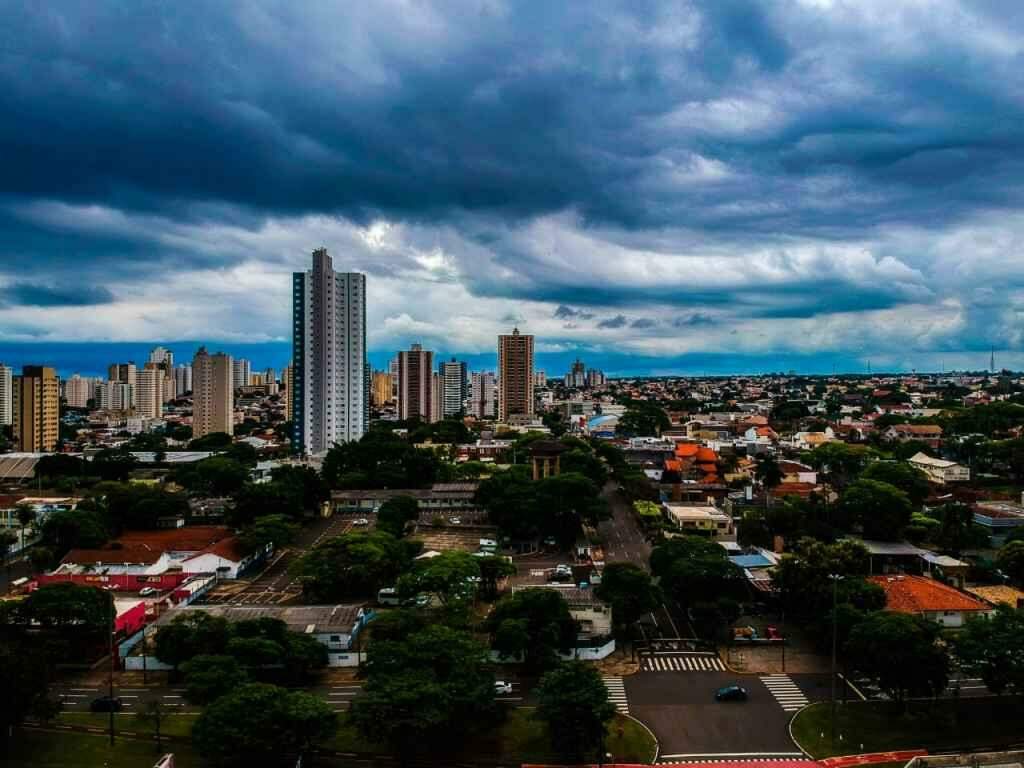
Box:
[598, 482, 651, 568]
[624, 665, 831, 760]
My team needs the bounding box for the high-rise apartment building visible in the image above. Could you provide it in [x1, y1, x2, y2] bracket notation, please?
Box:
[232, 358, 252, 388]
[292, 248, 368, 454]
[13, 366, 59, 452]
[432, 371, 443, 423]
[371, 371, 393, 407]
[440, 359, 468, 418]
[586, 368, 606, 388]
[149, 346, 174, 367]
[137, 365, 164, 419]
[283, 363, 293, 421]
[174, 364, 193, 395]
[108, 362, 137, 388]
[94, 381, 133, 411]
[564, 358, 586, 388]
[0, 364, 13, 426]
[64, 374, 95, 408]
[534, 371, 547, 388]
[498, 328, 534, 421]
[389, 357, 399, 400]
[192, 347, 234, 438]
[469, 372, 496, 420]
[397, 344, 435, 422]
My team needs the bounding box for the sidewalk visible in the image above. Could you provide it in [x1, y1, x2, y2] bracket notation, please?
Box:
[818, 750, 927, 768]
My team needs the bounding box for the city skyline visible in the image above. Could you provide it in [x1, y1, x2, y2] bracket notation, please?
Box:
[2, 3, 1024, 374]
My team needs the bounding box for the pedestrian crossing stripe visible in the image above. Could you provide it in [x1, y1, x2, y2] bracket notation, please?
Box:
[658, 758, 810, 765]
[759, 675, 809, 712]
[601, 676, 629, 714]
[640, 655, 726, 672]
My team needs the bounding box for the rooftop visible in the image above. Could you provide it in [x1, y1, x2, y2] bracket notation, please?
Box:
[157, 603, 367, 634]
[908, 452, 959, 468]
[964, 585, 1024, 608]
[868, 575, 992, 614]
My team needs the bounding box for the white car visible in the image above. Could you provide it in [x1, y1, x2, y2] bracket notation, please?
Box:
[450, 517, 461, 525]
[353, 518, 370, 526]
[139, 587, 158, 597]
[494, 681, 513, 695]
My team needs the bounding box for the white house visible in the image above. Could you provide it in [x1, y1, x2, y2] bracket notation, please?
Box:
[908, 452, 970, 484]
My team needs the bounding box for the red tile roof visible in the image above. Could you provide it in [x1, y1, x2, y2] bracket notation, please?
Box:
[63, 546, 165, 566]
[696, 447, 718, 463]
[115, 526, 232, 551]
[675, 443, 700, 458]
[664, 459, 683, 472]
[868, 575, 991, 614]
[185, 536, 248, 564]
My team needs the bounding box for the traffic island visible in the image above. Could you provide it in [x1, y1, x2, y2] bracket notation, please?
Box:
[790, 699, 1024, 759]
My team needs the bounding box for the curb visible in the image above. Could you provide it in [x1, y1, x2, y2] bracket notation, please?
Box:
[623, 712, 660, 765]
[787, 705, 814, 760]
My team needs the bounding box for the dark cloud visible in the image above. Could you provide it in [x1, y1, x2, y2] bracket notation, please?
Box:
[630, 317, 657, 329]
[597, 314, 628, 329]
[5, 282, 115, 307]
[673, 313, 715, 328]
[553, 305, 594, 320]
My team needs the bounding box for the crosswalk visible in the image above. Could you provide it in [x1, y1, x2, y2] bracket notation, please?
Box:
[602, 676, 629, 714]
[641, 653, 726, 672]
[759, 675, 809, 712]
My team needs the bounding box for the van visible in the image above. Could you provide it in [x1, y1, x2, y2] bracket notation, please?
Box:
[479, 538, 498, 551]
[377, 587, 401, 606]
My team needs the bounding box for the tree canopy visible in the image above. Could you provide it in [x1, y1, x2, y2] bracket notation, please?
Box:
[535, 661, 616, 763]
[594, 562, 661, 630]
[953, 606, 1024, 695]
[322, 430, 444, 489]
[289, 530, 421, 601]
[650, 536, 743, 608]
[376, 495, 420, 538]
[484, 588, 577, 670]
[860, 461, 930, 507]
[838, 479, 913, 540]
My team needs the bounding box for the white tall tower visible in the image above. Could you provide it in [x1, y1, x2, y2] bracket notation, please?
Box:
[292, 248, 368, 454]
[0, 363, 12, 426]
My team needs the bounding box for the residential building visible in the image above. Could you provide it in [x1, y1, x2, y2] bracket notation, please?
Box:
[972, 499, 1024, 544]
[586, 368, 606, 388]
[64, 374, 95, 409]
[0, 363, 11, 426]
[162, 370, 177, 403]
[371, 371, 392, 407]
[431, 371, 443, 423]
[398, 344, 435, 422]
[12, 366, 60, 452]
[232, 358, 252, 388]
[663, 501, 734, 539]
[498, 328, 534, 421]
[389, 357, 399, 400]
[174, 364, 193, 395]
[884, 424, 943, 449]
[283, 363, 294, 422]
[534, 371, 547, 388]
[149, 346, 174, 367]
[908, 452, 970, 484]
[331, 482, 481, 515]
[564, 358, 586, 388]
[94, 380, 134, 411]
[192, 347, 234, 439]
[136, 365, 164, 420]
[868, 574, 993, 628]
[292, 248, 369, 454]
[440, 358, 467, 418]
[108, 362, 137, 387]
[469, 372, 496, 420]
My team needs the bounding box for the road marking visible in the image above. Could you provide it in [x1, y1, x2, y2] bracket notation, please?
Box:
[641, 654, 725, 672]
[70, 688, 97, 692]
[660, 753, 805, 759]
[760, 675, 809, 711]
[602, 676, 629, 714]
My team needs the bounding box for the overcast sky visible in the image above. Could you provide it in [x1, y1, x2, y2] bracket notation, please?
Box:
[2, 1, 1024, 374]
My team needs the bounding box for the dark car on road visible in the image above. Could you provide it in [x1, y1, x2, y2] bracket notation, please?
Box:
[90, 696, 123, 713]
[715, 685, 748, 702]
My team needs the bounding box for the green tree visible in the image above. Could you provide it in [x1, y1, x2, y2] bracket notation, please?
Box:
[350, 625, 498, 762]
[19, 582, 109, 630]
[845, 612, 950, 706]
[954, 605, 1024, 695]
[477, 555, 516, 601]
[188, 431, 234, 450]
[595, 562, 661, 631]
[230, 481, 304, 526]
[179, 456, 250, 497]
[181, 655, 249, 704]
[153, 612, 232, 669]
[755, 454, 783, 508]
[615, 406, 670, 437]
[650, 536, 742, 609]
[534, 661, 616, 763]
[192, 683, 337, 765]
[40, 508, 109, 555]
[376, 495, 421, 538]
[838, 479, 913, 540]
[239, 514, 299, 555]
[272, 465, 329, 512]
[997, 540, 1024, 585]
[861, 461, 930, 507]
[290, 530, 420, 601]
[560, 448, 608, 486]
[398, 550, 481, 606]
[804, 442, 872, 489]
[0, 637, 51, 745]
[484, 588, 577, 670]
[773, 538, 875, 619]
[227, 636, 284, 667]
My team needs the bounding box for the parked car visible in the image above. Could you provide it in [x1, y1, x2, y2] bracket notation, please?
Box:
[450, 517, 461, 525]
[765, 626, 782, 641]
[90, 696, 123, 713]
[494, 681, 513, 695]
[715, 685, 748, 702]
[353, 518, 370, 526]
[139, 587, 158, 597]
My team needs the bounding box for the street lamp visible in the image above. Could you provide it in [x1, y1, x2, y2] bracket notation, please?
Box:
[828, 574, 844, 751]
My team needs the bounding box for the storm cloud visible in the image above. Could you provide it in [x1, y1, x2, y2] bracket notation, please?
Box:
[2, 0, 1024, 371]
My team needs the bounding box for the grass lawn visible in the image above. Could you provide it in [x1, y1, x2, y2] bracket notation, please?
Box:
[792, 698, 1024, 758]
[57, 711, 197, 739]
[325, 710, 657, 764]
[4, 729, 201, 768]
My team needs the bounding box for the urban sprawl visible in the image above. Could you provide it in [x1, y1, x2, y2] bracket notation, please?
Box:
[2, 248, 1024, 767]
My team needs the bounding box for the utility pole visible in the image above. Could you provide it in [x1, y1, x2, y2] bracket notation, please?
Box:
[109, 593, 116, 746]
[829, 574, 843, 750]
[141, 623, 147, 685]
